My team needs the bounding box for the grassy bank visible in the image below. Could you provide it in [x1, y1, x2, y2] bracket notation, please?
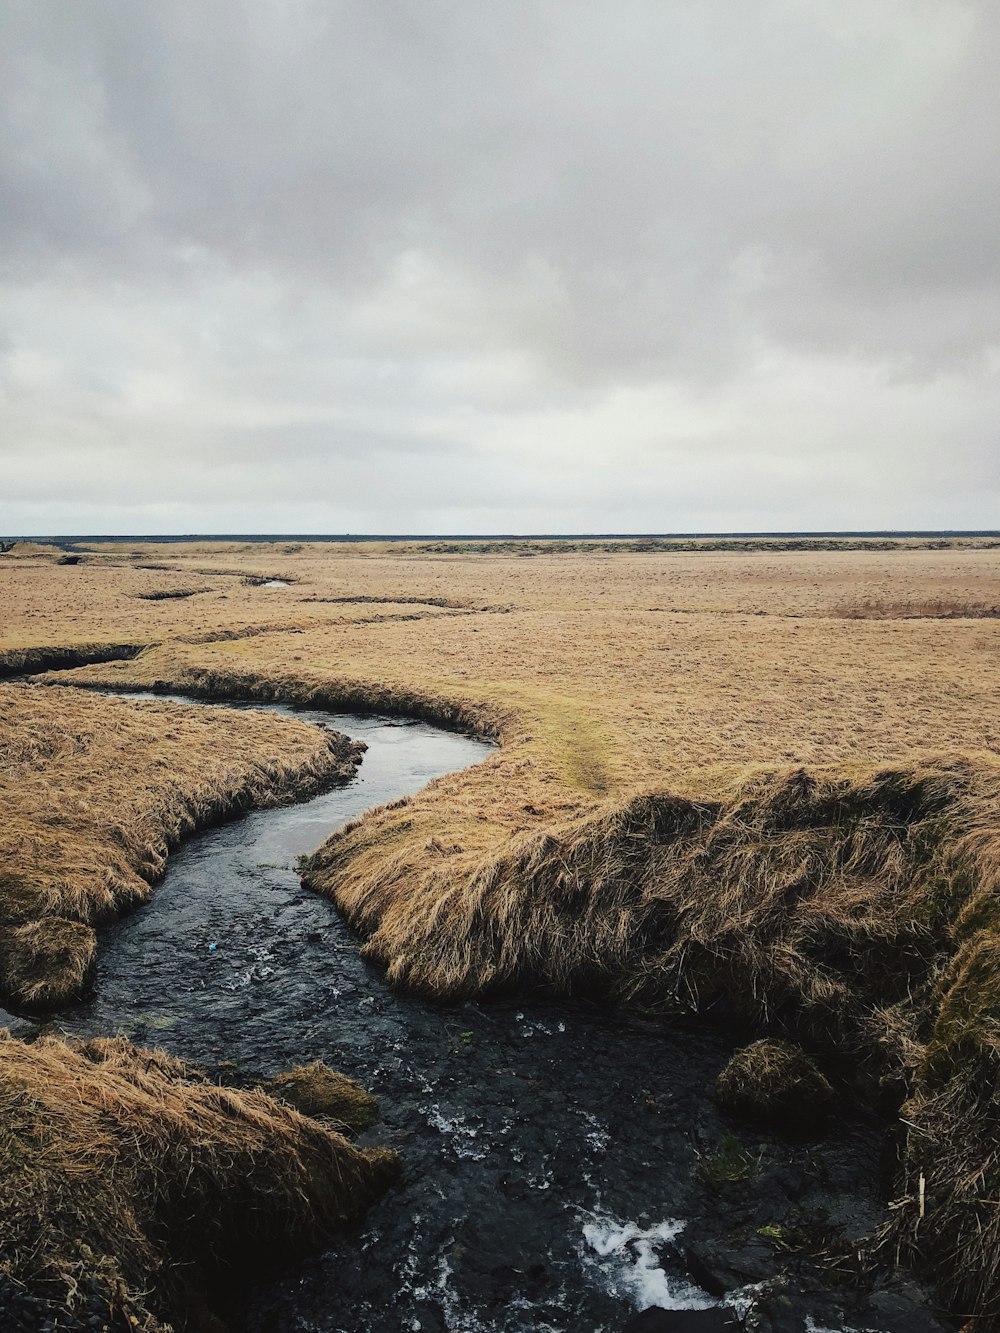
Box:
[0, 684, 363, 1010]
[0, 1030, 397, 1329]
[49, 650, 508, 739]
[0, 641, 148, 678]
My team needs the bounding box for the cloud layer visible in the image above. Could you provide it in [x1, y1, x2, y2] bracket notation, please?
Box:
[2, 1, 998, 533]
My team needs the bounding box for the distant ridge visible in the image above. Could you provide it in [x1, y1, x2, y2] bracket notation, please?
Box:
[9, 530, 1000, 544]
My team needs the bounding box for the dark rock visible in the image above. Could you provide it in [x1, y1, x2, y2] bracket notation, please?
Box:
[763, 1162, 812, 1203]
[684, 1243, 738, 1298]
[623, 1307, 741, 1332]
[863, 1281, 954, 1332]
[684, 1239, 776, 1297]
[56, 554, 81, 565]
[750, 1312, 805, 1333]
[715, 1039, 833, 1132]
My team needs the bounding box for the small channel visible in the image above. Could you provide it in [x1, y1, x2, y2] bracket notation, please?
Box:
[49, 692, 946, 1333]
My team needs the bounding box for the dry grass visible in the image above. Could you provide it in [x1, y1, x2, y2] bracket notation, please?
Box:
[309, 755, 1000, 1320]
[835, 596, 1000, 620]
[307, 753, 999, 1318]
[715, 1039, 834, 1130]
[0, 642, 146, 678]
[262, 1061, 379, 1134]
[306, 755, 994, 1023]
[2, 538, 1000, 1320]
[0, 684, 363, 1009]
[0, 1030, 397, 1329]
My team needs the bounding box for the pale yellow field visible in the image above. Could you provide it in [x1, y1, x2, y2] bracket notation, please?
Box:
[6, 539, 996, 790]
[4, 540, 997, 987]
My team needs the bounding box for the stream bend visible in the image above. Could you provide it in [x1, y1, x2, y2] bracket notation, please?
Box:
[49, 691, 941, 1333]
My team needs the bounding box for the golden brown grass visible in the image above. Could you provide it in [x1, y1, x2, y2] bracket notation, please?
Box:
[0, 684, 362, 1009]
[262, 1061, 379, 1134]
[715, 1039, 834, 1129]
[306, 754, 999, 1319]
[2, 537, 1000, 1320]
[835, 595, 1000, 619]
[306, 758, 992, 1011]
[0, 1030, 397, 1330]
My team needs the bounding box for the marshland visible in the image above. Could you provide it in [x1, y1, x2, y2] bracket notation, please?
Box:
[1, 538, 999, 1331]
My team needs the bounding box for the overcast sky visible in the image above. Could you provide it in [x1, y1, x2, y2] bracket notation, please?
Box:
[2, 1, 998, 535]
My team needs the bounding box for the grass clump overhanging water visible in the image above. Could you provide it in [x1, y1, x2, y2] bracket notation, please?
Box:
[307, 754, 1000, 1323]
[0, 1031, 397, 1331]
[715, 1039, 833, 1132]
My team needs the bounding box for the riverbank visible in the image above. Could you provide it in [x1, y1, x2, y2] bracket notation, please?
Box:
[309, 751, 1000, 1321]
[48, 658, 1000, 1324]
[0, 684, 363, 1009]
[0, 1029, 396, 1330]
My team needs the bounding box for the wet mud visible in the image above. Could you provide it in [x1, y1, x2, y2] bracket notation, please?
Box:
[44, 694, 951, 1333]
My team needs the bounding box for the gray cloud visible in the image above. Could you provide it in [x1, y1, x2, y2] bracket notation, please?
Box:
[1, 0, 998, 533]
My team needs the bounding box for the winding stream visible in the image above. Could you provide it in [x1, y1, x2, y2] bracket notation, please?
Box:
[48, 692, 947, 1333]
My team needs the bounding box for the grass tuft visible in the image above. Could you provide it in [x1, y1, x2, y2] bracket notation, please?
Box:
[262, 1061, 379, 1135]
[696, 1134, 760, 1187]
[715, 1038, 833, 1131]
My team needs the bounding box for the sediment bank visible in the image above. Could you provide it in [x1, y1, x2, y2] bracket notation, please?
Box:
[0, 642, 148, 678]
[42, 650, 507, 740]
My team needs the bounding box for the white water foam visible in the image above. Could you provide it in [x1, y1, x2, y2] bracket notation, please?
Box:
[526, 1166, 554, 1190]
[580, 1212, 718, 1312]
[580, 1216, 887, 1331]
[514, 1012, 567, 1038]
[579, 1109, 611, 1153]
[423, 1104, 488, 1159]
[223, 942, 276, 990]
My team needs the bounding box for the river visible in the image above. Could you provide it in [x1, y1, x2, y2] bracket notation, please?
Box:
[45, 691, 948, 1333]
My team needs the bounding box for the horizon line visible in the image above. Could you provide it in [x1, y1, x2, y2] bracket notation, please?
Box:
[6, 529, 1000, 544]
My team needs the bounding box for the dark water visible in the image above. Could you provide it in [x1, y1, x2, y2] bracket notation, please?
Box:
[49, 693, 948, 1333]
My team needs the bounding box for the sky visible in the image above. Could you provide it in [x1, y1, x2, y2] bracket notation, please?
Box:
[2, 1, 998, 536]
